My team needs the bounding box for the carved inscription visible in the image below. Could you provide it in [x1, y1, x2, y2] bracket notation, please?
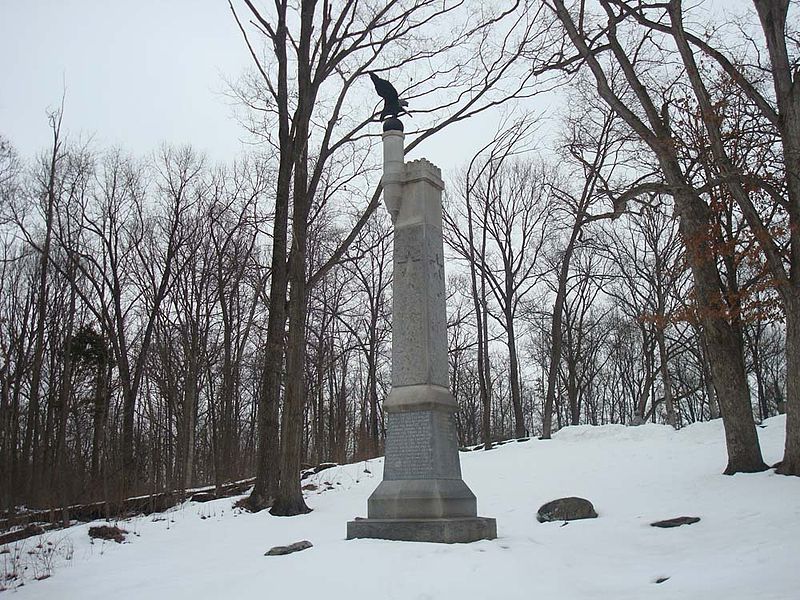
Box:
[392, 224, 449, 388]
[384, 411, 434, 480]
[383, 409, 462, 480]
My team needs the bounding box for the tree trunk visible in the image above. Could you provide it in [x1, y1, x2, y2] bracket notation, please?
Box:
[182, 355, 198, 491]
[657, 329, 677, 428]
[247, 0, 293, 512]
[271, 208, 312, 516]
[777, 295, 800, 474]
[505, 305, 526, 438]
[270, 0, 314, 517]
[750, 0, 800, 476]
[698, 337, 721, 420]
[52, 266, 77, 509]
[367, 342, 380, 458]
[676, 191, 766, 473]
[91, 362, 108, 486]
[542, 230, 578, 438]
[567, 357, 579, 426]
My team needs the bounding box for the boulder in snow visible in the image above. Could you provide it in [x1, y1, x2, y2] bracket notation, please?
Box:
[537, 497, 598, 523]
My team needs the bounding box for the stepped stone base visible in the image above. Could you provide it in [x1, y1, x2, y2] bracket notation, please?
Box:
[347, 517, 497, 544]
[367, 478, 477, 519]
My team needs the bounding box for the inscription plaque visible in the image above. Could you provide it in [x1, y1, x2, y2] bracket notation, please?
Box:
[384, 411, 434, 479]
[383, 410, 461, 480]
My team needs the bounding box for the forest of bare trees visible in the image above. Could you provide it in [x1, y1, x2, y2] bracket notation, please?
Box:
[0, 0, 796, 520]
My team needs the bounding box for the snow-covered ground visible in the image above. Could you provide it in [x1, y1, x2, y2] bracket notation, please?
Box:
[4, 416, 798, 600]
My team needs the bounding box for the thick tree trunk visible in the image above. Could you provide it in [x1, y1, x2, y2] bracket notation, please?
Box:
[750, 0, 800, 476]
[272, 121, 312, 515]
[271, 279, 312, 516]
[777, 295, 800, 474]
[247, 0, 292, 512]
[249, 318, 283, 510]
[270, 0, 314, 516]
[676, 192, 767, 473]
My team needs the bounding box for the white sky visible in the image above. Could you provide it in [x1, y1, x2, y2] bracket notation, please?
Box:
[0, 1, 765, 177]
[0, 1, 535, 174]
[1, 0, 254, 162]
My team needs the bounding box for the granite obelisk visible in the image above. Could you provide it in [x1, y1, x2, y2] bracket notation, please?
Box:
[347, 118, 497, 543]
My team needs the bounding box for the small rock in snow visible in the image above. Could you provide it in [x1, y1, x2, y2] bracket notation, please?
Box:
[650, 516, 700, 528]
[265, 540, 313, 556]
[88, 525, 127, 543]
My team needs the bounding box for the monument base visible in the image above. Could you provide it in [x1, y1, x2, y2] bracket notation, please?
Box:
[346, 516, 497, 544]
[367, 478, 477, 519]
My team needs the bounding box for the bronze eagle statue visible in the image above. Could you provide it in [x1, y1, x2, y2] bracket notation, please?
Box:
[368, 72, 410, 120]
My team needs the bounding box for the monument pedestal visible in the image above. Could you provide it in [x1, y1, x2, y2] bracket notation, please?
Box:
[347, 123, 496, 544]
[348, 517, 497, 544]
[347, 386, 496, 543]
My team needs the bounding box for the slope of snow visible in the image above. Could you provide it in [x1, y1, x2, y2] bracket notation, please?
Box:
[4, 416, 798, 600]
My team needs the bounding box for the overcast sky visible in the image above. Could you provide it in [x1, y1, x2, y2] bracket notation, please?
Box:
[1, 1, 522, 175]
[1, 1, 260, 162]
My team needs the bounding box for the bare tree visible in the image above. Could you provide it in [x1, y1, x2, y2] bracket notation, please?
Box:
[546, 0, 767, 474]
[233, 0, 559, 513]
[21, 110, 65, 501]
[663, 0, 798, 473]
[444, 122, 533, 447]
[541, 91, 628, 438]
[603, 205, 686, 427]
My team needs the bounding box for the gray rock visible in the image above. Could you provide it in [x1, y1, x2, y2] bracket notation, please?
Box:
[537, 497, 598, 523]
[650, 516, 700, 528]
[265, 540, 313, 556]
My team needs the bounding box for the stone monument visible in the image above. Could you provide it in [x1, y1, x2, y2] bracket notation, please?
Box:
[346, 118, 497, 543]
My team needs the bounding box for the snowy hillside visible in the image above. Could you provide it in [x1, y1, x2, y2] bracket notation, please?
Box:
[4, 417, 799, 600]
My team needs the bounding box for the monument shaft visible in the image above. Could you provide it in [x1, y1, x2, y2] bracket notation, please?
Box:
[347, 124, 496, 543]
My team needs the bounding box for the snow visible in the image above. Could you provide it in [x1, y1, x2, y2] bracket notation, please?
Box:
[4, 416, 799, 600]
